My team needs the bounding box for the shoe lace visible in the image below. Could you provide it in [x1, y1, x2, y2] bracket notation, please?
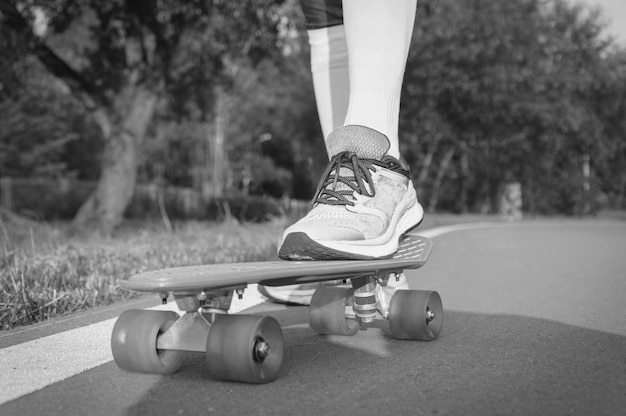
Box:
[312, 152, 384, 206]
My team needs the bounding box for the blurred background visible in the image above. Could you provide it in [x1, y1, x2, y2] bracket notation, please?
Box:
[1, 0, 625, 233]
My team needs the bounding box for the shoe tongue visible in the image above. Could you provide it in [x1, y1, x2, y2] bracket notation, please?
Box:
[326, 125, 390, 159]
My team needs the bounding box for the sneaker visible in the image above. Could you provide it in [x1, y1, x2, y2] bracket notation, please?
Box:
[278, 125, 424, 260]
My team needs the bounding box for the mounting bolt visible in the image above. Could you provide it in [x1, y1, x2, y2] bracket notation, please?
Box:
[426, 308, 436, 323]
[254, 339, 270, 361]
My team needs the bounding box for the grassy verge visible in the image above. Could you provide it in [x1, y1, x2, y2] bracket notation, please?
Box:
[0, 218, 286, 330]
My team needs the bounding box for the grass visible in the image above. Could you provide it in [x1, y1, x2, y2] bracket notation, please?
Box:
[0, 217, 286, 330]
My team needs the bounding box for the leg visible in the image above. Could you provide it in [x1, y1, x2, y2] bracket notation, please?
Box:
[258, 0, 348, 305]
[342, 0, 417, 159]
[301, 0, 349, 141]
[309, 25, 349, 141]
[304, 0, 417, 158]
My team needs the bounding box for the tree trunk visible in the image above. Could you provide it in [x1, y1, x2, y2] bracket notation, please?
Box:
[617, 173, 626, 209]
[203, 85, 228, 199]
[74, 86, 158, 234]
[427, 147, 456, 213]
[457, 144, 471, 213]
[414, 136, 439, 194]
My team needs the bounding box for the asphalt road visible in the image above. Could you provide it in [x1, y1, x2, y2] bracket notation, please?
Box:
[1, 221, 625, 415]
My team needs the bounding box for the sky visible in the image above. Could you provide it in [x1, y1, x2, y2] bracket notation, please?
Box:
[576, 0, 626, 44]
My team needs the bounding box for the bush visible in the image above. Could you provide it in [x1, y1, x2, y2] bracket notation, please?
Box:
[204, 196, 283, 222]
[7, 178, 94, 220]
[126, 185, 289, 222]
[3, 178, 302, 223]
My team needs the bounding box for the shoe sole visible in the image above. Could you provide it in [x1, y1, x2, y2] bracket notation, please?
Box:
[278, 204, 424, 261]
[278, 232, 384, 260]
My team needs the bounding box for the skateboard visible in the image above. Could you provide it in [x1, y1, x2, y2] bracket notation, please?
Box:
[111, 234, 442, 384]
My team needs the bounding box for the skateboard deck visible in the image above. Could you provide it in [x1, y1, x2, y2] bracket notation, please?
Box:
[112, 233, 442, 384]
[121, 233, 432, 293]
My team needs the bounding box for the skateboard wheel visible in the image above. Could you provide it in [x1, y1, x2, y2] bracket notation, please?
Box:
[309, 286, 360, 336]
[205, 314, 283, 384]
[389, 290, 443, 341]
[111, 309, 184, 375]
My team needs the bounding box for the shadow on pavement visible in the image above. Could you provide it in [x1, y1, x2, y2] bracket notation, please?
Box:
[118, 306, 626, 416]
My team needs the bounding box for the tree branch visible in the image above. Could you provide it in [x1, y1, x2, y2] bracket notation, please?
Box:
[1, 1, 108, 110]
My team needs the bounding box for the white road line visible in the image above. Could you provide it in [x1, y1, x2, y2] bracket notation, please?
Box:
[417, 222, 496, 238]
[0, 284, 265, 405]
[1, 318, 118, 405]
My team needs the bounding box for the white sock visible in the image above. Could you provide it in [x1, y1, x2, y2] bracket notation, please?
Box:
[342, 0, 417, 159]
[308, 25, 349, 141]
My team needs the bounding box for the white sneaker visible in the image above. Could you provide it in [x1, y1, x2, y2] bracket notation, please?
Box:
[278, 125, 423, 260]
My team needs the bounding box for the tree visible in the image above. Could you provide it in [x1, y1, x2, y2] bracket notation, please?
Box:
[0, 0, 287, 233]
[142, 0, 324, 201]
[590, 50, 626, 208]
[402, 0, 620, 214]
[0, 27, 101, 180]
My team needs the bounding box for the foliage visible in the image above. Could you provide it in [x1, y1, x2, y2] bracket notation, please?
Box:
[403, 0, 625, 214]
[140, 0, 325, 200]
[588, 50, 626, 208]
[3, 177, 303, 222]
[1, 0, 297, 232]
[0, 78, 102, 180]
[4, 178, 93, 220]
[0, 19, 102, 180]
[126, 191, 291, 223]
[140, 48, 324, 199]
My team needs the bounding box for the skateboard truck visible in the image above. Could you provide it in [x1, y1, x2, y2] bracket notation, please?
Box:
[157, 286, 245, 352]
[157, 310, 212, 352]
[352, 276, 380, 322]
[351, 272, 393, 322]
